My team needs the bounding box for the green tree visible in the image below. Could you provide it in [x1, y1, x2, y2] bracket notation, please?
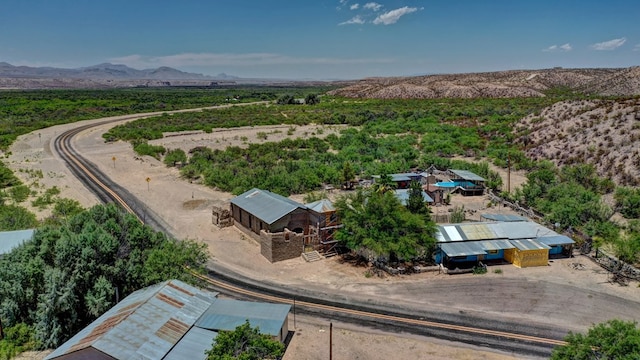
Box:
[163, 148, 188, 167]
[8, 185, 30, 203]
[304, 93, 320, 105]
[406, 180, 428, 215]
[206, 320, 284, 360]
[615, 187, 640, 219]
[341, 161, 356, 189]
[335, 189, 436, 262]
[373, 174, 395, 194]
[0, 203, 209, 350]
[276, 94, 296, 105]
[0, 204, 38, 230]
[551, 319, 640, 359]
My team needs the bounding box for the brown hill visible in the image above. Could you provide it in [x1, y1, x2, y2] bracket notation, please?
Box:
[513, 98, 640, 186]
[329, 67, 639, 99]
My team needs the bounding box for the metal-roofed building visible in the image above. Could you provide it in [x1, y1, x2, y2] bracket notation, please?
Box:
[196, 298, 291, 342]
[46, 280, 291, 360]
[45, 279, 219, 360]
[448, 169, 485, 196]
[505, 239, 551, 268]
[480, 214, 527, 222]
[0, 229, 35, 256]
[393, 189, 434, 206]
[230, 188, 308, 234]
[305, 199, 341, 255]
[435, 218, 574, 269]
[372, 172, 424, 189]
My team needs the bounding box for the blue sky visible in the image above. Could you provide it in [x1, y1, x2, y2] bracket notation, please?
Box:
[1, 0, 639, 80]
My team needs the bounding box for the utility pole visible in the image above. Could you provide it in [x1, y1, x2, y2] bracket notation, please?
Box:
[146, 177, 151, 191]
[507, 152, 511, 193]
[329, 322, 333, 360]
[112, 156, 116, 168]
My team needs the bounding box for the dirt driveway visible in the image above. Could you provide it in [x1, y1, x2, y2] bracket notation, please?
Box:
[6, 113, 640, 360]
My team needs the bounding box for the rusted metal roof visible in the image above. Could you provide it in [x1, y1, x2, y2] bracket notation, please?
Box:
[45, 279, 218, 360]
[164, 327, 217, 360]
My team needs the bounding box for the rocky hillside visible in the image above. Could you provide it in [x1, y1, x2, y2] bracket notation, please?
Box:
[513, 98, 640, 186]
[330, 67, 640, 98]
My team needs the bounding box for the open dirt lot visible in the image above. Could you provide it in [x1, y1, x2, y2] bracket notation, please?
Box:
[6, 113, 640, 360]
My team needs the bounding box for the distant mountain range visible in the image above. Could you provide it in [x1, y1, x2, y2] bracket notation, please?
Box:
[0, 62, 238, 81]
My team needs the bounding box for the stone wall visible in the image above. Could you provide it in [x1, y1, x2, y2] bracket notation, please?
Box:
[260, 229, 304, 263]
[212, 204, 233, 228]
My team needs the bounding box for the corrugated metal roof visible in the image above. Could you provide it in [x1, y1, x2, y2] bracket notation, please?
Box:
[509, 239, 551, 251]
[449, 169, 486, 182]
[46, 280, 218, 360]
[195, 299, 290, 337]
[457, 223, 498, 241]
[440, 242, 486, 257]
[230, 188, 307, 225]
[479, 239, 515, 251]
[0, 229, 35, 255]
[537, 235, 575, 246]
[480, 214, 527, 222]
[437, 221, 562, 243]
[164, 326, 217, 360]
[492, 221, 557, 240]
[393, 189, 434, 205]
[305, 199, 335, 213]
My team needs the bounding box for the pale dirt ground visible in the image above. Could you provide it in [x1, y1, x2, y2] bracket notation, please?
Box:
[5, 112, 640, 360]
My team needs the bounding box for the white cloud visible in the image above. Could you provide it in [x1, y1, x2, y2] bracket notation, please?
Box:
[543, 43, 572, 52]
[373, 6, 417, 25]
[109, 53, 392, 68]
[590, 37, 626, 51]
[350, 3, 359, 10]
[339, 15, 365, 25]
[363, 2, 382, 11]
[634, 44, 640, 52]
[560, 43, 572, 51]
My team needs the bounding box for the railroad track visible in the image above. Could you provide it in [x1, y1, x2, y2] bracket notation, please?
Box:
[52, 111, 566, 357]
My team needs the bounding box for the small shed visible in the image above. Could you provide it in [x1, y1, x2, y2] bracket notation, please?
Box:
[230, 188, 308, 234]
[504, 239, 550, 268]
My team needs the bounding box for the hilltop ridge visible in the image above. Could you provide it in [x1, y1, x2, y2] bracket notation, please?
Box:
[329, 67, 640, 98]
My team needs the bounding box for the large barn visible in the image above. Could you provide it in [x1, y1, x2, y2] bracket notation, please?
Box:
[45, 279, 291, 360]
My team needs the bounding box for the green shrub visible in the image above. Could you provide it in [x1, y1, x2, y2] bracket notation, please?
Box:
[133, 141, 166, 160]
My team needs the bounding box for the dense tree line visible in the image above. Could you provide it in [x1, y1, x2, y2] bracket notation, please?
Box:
[0, 87, 332, 149]
[0, 204, 208, 355]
